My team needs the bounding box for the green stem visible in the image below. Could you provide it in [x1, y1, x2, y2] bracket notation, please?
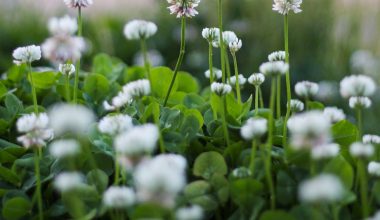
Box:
[276, 75, 281, 118]
[224, 50, 231, 82]
[208, 43, 217, 120]
[310, 159, 316, 176]
[114, 153, 120, 185]
[28, 63, 38, 114]
[221, 96, 230, 148]
[163, 16, 186, 107]
[140, 39, 151, 82]
[73, 7, 82, 104]
[266, 78, 276, 209]
[34, 150, 43, 220]
[332, 205, 339, 220]
[250, 140, 257, 175]
[356, 107, 362, 141]
[259, 87, 264, 108]
[231, 53, 242, 105]
[255, 86, 259, 116]
[65, 74, 71, 102]
[358, 159, 369, 218]
[218, 0, 226, 83]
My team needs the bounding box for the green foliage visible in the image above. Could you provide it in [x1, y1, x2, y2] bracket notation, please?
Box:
[193, 151, 228, 180]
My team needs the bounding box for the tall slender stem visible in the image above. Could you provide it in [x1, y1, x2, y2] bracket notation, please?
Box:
[221, 96, 230, 148]
[259, 87, 264, 108]
[114, 153, 120, 185]
[356, 108, 363, 140]
[140, 39, 151, 81]
[208, 43, 217, 120]
[276, 75, 281, 118]
[358, 159, 369, 218]
[224, 50, 231, 82]
[266, 78, 276, 209]
[65, 74, 71, 102]
[28, 63, 38, 114]
[34, 150, 43, 220]
[282, 15, 292, 148]
[250, 140, 257, 175]
[73, 7, 82, 103]
[255, 86, 259, 116]
[231, 53, 242, 104]
[218, 0, 226, 83]
[163, 17, 186, 107]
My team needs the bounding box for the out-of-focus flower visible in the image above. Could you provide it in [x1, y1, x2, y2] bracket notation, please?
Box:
[122, 79, 151, 99]
[48, 15, 77, 36]
[49, 139, 80, 158]
[248, 73, 265, 86]
[176, 205, 204, 220]
[13, 45, 41, 65]
[273, 0, 303, 15]
[289, 99, 304, 112]
[211, 82, 232, 96]
[259, 61, 289, 77]
[229, 74, 247, 86]
[232, 167, 252, 178]
[42, 35, 86, 63]
[48, 104, 96, 136]
[63, 0, 93, 8]
[134, 154, 187, 207]
[103, 186, 136, 209]
[349, 97, 372, 109]
[363, 135, 380, 145]
[240, 118, 268, 141]
[315, 81, 339, 102]
[17, 113, 53, 148]
[124, 20, 157, 40]
[350, 50, 378, 76]
[311, 143, 340, 160]
[54, 172, 84, 193]
[368, 162, 380, 177]
[229, 39, 242, 53]
[98, 114, 133, 136]
[295, 81, 319, 99]
[299, 174, 344, 203]
[349, 142, 374, 158]
[212, 31, 238, 48]
[59, 64, 75, 76]
[202, 27, 220, 43]
[114, 124, 159, 157]
[367, 211, 380, 220]
[205, 68, 222, 80]
[323, 107, 346, 123]
[287, 111, 331, 149]
[133, 50, 164, 67]
[103, 92, 132, 111]
[167, 0, 201, 18]
[268, 51, 286, 62]
[340, 75, 376, 98]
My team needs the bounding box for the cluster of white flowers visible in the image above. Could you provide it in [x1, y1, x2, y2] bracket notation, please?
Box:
[176, 205, 204, 220]
[212, 31, 238, 48]
[363, 135, 380, 145]
[167, 0, 201, 18]
[311, 143, 340, 160]
[103, 186, 136, 209]
[323, 107, 346, 123]
[114, 124, 159, 157]
[349, 96, 372, 109]
[350, 142, 374, 158]
[49, 139, 80, 159]
[289, 99, 304, 112]
[340, 75, 376, 98]
[59, 64, 75, 76]
[124, 20, 158, 40]
[287, 111, 331, 149]
[54, 172, 84, 193]
[273, 0, 303, 15]
[229, 39, 242, 53]
[211, 82, 232, 96]
[268, 51, 286, 62]
[16, 113, 53, 148]
[48, 104, 96, 136]
[295, 81, 319, 99]
[98, 114, 133, 136]
[298, 174, 344, 203]
[259, 61, 289, 77]
[229, 74, 247, 86]
[63, 0, 93, 8]
[248, 73, 265, 86]
[202, 28, 220, 43]
[368, 162, 380, 177]
[12, 45, 42, 65]
[204, 68, 222, 80]
[48, 15, 77, 36]
[240, 118, 268, 140]
[134, 154, 187, 207]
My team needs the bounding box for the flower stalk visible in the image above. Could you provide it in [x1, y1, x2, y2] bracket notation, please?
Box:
[357, 159, 369, 218]
[255, 86, 259, 116]
[231, 52, 242, 105]
[28, 62, 39, 114]
[65, 74, 71, 102]
[34, 149, 43, 220]
[218, 0, 226, 83]
[73, 7, 82, 103]
[140, 38, 151, 81]
[221, 96, 230, 148]
[276, 75, 281, 118]
[250, 140, 258, 175]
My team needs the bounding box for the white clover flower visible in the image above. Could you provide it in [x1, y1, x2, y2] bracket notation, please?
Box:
[268, 51, 286, 62]
[16, 113, 53, 149]
[122, 79, 151, 99]
[229, 39, 242, 53]
[299, 174, 344, 203]
[59, 64, 75, 76]
[287, 111, 331, 150]
[248, 73, 265, 86]
[176, 205, 204, 220]
[350, 142, 374, 158]
[48, 104, 96, 136]
[202, 27, 220, 43]
[295, 81, 319, 99]
[48, 15, 77, 36]
[41, 35, 86, 63]
[311, 143, 340, 160]
[103, 186, 136, 209]
[349, 96, 372, 109]
[204, 68, 222, 80]
[123, 20, 158, 40]
[229, 74, 247, 86]
[323, 107, 346, 123]
[211, 82, 232, 96]
[368, 162, 380, 177]
[114, 124, 159, 157]
[367, 210, 380, 220]
[63, 0, 93, 8]
[232, 167, 252, 178]
[54, 172, 84, 193]
[212, 31, 238, 48]
[259, 61, 289, 77]
[167, 0, 201, 18]
[241, 118, 268, 141]
[49, 139, 80, 158]
[363, 135, 380, 145]
[340, 75, 376, 98]
[134, 154, 187, 207]
[289, 99, 304, 112]
[98, 114, 133, 136]
[13, 45, 41, 65]
[103, 91, 133, 111]
[273, 0, 303, 15]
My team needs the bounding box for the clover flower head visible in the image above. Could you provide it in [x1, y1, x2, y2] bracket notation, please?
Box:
[48, 15, 77, 36]
[49, 139, 80, 158]
[311, 143, 340, 160]
[363, 134, 380, 145]
[205, 68, 223, 80]
[176, 205, 204, 220]
[202, 27, 220, 43]
[54, 172, 85, 193]
[124, 20, 158, 40]
[229, 74, 247, 86]
[59, 64, 75, 76]
[268, 51, 286, 62]
[42, 35, 86, 63]
[229, 39, 242, 53]
[16, 113, 53, 148]
[248, 73, 265, 86]
[295, 81, 319, 99]
[259, 61, 289, 77]
[98, 114, 133, 136]
[299, 174, 344, 203]
[273, 0, 303, 15]
[167, 0, 201, 18]
[63, 0, 93, 8]
[13, 45, 41, 65]
[349, 96, 372, 109]
[211, 82, 232, 96]
[103, 186, 136, 209]
[122, 79, 151, 99]
[340, 75, 376, 98]
[241, 118, 268, 141]
[350, 142, 374, 158]
[289, 99, 304, 112]
[323, 107, 346, 123]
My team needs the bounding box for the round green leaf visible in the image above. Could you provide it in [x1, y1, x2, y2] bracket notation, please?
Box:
[83, 73, 110, 101]
[2, 197, 31, 220]
[193, 151, 228, 179]
[150, 67, 178, 99]
[259, 210, 295, 220]
[177, 71, 199, 93]
[30, 71, 57, 89]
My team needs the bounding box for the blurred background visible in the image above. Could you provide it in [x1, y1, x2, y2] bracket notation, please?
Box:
[0, 0, 380, 132]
